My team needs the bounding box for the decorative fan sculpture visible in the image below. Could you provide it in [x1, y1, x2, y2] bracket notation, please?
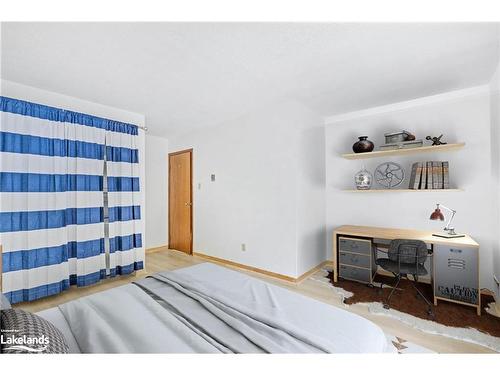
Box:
[375, 162, 405, 189]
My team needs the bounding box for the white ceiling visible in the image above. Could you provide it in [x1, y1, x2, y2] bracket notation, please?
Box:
[1, 23, 499, 137]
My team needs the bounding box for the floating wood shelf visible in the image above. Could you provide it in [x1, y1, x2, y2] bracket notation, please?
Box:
[342, 189, 463, 193]
[341, 142, 465, 160]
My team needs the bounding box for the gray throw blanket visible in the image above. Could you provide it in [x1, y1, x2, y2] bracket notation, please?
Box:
[133, 271, 336, 353]
[58, 264, 390, 353]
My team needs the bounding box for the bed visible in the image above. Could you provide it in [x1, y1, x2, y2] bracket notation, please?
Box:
[37, 262, 394, 353]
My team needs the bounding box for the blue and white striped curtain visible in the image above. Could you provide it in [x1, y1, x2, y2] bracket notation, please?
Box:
[105, 125, 143, 276]
[0, 97, 144, 303]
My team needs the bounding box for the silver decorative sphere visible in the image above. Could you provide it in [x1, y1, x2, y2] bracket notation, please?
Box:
[354, 168, 373, 190]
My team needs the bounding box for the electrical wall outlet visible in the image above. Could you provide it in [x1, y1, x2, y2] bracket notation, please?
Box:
[241, 243, 246, 252]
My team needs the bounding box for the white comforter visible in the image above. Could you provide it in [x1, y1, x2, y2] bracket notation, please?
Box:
[38, 263, 394, 353]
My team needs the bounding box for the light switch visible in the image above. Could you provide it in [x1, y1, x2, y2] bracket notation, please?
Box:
[211, 174, 216, 182]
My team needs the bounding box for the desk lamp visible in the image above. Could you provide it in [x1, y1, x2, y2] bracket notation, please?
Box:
[429, 203, 465, 238]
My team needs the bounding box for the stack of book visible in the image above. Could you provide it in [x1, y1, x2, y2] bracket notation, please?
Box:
[408, 161, 450, 189]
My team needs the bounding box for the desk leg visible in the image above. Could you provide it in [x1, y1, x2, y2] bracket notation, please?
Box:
[477, 293, 481, 316]
[333, 232, 338, 283]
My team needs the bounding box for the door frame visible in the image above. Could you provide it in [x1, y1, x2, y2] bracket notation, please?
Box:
[168, 148, 193, 254]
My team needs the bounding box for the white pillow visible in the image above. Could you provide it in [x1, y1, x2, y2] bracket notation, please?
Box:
[0, 294, 11, 310]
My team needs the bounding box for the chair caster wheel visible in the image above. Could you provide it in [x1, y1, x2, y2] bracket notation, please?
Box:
[367, 283, 374, 288]
[383, 303, 390, 310]
[427, 309, 435, 320]
[416, 293, 420, 299]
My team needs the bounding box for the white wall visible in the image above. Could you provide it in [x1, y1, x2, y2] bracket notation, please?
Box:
[295, 116, 326, 276]
[145, 134, 169, 248]
[490, 55, 500, 299]
[169, 100, 325, 278]
[325, 86, 497, 292]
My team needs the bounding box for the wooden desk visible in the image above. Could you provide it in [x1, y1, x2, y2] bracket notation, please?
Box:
[332, 225, 481, 315]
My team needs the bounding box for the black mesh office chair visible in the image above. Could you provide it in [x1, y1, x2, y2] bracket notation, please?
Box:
[376, 239, 434, 318]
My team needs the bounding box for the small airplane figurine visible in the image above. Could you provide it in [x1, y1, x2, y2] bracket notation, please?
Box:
[425, 134, 447, 146]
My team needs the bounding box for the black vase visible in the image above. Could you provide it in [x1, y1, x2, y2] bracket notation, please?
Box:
[352, 136, 374, 153]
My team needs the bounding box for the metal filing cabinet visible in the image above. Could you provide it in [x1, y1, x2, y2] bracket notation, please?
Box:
[338, 237, 376, 285]
[433, 244, 480, 314]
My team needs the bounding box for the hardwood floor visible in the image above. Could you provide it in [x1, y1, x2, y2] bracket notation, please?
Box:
[14, 248, 494, 353]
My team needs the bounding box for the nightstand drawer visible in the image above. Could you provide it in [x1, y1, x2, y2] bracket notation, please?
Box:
[339, 251, 371, 268]
[338, 237, 371, 255]
[339, 264, 372, 283]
